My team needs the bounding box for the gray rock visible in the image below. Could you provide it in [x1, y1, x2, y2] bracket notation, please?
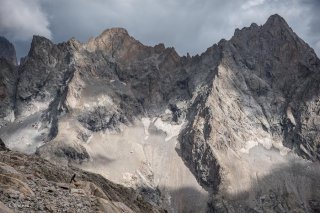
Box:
[0, 14, 320, 213]
[0, 148, 165, 212]
[0, 58, 17, 127]
[0, 36, 17, 66]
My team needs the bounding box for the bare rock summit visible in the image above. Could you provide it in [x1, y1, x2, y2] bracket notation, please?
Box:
[0, 14, 320, 212]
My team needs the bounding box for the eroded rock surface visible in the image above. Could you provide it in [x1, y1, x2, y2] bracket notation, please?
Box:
[0, 37, 17, 128]
[0, 142, 164, 212]
[0, 37, 17, 66]
[0, 14, 320, 212]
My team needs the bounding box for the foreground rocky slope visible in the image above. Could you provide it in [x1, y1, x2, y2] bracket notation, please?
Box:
[0, 14, 320, 212]
[0, 139, 164, 212]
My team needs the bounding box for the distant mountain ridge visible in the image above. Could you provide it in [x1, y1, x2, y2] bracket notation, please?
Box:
[0, 14, 320, 212]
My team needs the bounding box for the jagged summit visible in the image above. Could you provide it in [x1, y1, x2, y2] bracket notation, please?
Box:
[0, 14, 320, 212]
[263, 13, 298, 39]
[265, 13, 290, 28]
[28, 35, 54, 56]
[99, 27, 129, 37]
[85, 27, 148, 57]
[233, 14, 293, 38]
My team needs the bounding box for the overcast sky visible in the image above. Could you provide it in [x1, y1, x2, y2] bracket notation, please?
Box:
[0, 0, 319, 59]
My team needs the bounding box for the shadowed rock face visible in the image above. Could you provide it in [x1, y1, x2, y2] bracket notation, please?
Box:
[0, 14, 320, 212]
[0, 37, 17, 66]
[0, 138, 8, 151]
[177, 14, 320, 212]
[228, 15, 320, 160]
[0, 37, 17, 128]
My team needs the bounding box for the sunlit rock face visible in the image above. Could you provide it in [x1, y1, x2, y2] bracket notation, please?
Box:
[1, 14, 320, 212]
[179, 14, 320, 212]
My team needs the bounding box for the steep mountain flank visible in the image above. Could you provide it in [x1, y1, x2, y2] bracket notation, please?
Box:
[0, 37, 17, 129]
[179, 14, 320, 212]
[0, 37, 17, 66]
[0, 14, 320, 212]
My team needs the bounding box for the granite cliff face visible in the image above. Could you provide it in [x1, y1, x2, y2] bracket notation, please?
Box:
[179, 15, 320, 212]
[0, 14, 320, 212]
[0, 37, 17, 66]
[0, 37, 17, 128]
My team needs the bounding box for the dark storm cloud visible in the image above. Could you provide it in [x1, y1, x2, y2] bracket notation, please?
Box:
[301, 0, 320, 53]
[1, 0, 319, 59]
[41, 0, 241, 55]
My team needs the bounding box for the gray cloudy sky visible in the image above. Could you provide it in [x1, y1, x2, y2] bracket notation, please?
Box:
[0, 0, 319, 59]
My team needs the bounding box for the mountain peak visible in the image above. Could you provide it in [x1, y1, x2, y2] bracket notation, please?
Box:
[28, 35, 54, 58]
[264, 14, 291, 32]
[1, 14, 320, 213]
[98, 28, 129, 39]
[231, 14, 298, 49]
[31, 35, 54, 44]
[266, 14, 287, 24]
[86, 27, 146, 56]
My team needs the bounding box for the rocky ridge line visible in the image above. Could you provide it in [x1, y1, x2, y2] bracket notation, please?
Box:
[0, 14, 320, 212]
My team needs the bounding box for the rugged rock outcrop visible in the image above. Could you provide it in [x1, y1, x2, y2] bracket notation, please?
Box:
[0, 140, 165, 212]
[0, 14, 320, 212]
[179, 14, 320, 212]
[0, 37, 17, 66]
[0, 37, 17, 128]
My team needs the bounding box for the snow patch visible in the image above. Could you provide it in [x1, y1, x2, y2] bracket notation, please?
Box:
[165, 109, 171, 114]
[286, 106, 296, 126]
[153, 118, 184, 141]
[0, 113, 47, 154]
[4, 110, 15, 122]
[259, 137, 273, 149]
[240, 140, 258, 154]
[241, 136, 290, 156]
[141, 117, 151, 140]
[83, 94, 114, 109]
